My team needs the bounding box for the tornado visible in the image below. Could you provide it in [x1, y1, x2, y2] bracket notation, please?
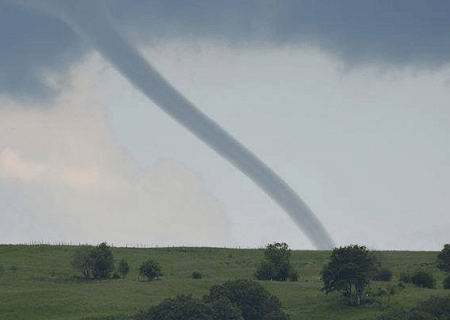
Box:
[40, 1, 334, 249]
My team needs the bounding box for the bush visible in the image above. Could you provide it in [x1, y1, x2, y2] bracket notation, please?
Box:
[117, 259, 130, 279]
[192, 271, 202, 279]
[256, 242, 297, 282]
[255, 260, 275, 281]
[139, 260, 162, 281]
[208, 298, 244, 320]
[411, 270, 436, 288]
[373, 268, 393, 282]
[71, 243, 115, 279]
[288, 268, 299, 282]
[132, 280, 289, 320]
[133, 295, 214, 320]
[204, 279, 290, 320]
[443, 275, 450, 289]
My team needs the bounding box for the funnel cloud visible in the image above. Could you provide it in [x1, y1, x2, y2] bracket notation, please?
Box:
[38, 1, 334, 249]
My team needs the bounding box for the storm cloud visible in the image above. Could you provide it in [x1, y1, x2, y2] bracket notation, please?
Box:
[2, 0, 450, 99]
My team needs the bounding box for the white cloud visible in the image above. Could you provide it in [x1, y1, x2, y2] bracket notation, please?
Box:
[0, 148, 47, 181]
[0, 57, 231, 246]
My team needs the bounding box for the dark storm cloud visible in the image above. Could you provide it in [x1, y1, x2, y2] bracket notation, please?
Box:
[0, 0, 87, 100]
[2, 0, 450, 98]
[109, 0, 450, 67]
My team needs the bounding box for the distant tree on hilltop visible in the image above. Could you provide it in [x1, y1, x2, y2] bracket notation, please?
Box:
[255, 242, 298, 281]
[71, 242, 115, 279]
[321, 245, 378, 306]
[117, 258, 130, 279]
[139, 260, 162, 281]
[437, 244, 450, 273]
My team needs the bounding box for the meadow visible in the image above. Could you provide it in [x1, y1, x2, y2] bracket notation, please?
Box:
[0, 244, 448, 320]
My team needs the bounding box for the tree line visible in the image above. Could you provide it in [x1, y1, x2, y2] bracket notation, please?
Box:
[71, 242, 162, 281]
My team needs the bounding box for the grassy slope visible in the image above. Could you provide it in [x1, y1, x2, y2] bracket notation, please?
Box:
[0, 245, 447, 320]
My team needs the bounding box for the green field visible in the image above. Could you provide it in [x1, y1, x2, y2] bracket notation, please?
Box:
[0, 244, 448, 320]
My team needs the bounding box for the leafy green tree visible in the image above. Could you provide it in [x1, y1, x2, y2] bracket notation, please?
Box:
[139, 260, 162, 281]
[321, 245, 378, 306]
[256, 242, 297, 281]
[91, 242, 115, 279]
[117, 258, 130, 279]
[437, 244, 450, 273]
[71, 242, 115, 279]
[204, 279, 290, 320]
[71, 245, 94, 279]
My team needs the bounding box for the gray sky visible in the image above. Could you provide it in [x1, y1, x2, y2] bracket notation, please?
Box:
[1, 0, 449, 250]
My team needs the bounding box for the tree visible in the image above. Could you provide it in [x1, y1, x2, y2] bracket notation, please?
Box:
[204, 279, 290, 320]
[437, 244, 450, 273]
[139, 260, 162, 281]
[91, 242, 115, 279]
[117, 258, 130, 279]
[71, 242, 115, 279]
[71, 245, 93, 279]
[321, 245, 378, 306]
[255, 242, 297, 281]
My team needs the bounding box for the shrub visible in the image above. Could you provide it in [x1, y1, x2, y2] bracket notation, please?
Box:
[192, 271, 202, 279]
[256, 242, 297, 282]
[443, 275, 450, 289]
[71, 243, 115, 279]
[410, 270, 435, 288]
[139, 260, 162, 281]
[373, 268, 393, 282]
[208, 298, 244, 320]
[204, 279, 290, 320]
[255, 260, 275, 280]
[117, 259, 130, 279]
[133, 295, 214, 320]
[288, 268, 299, 282]
[132, 280, 289, 320]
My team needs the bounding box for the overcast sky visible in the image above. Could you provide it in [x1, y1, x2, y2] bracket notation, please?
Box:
[1, 0, 449, 250]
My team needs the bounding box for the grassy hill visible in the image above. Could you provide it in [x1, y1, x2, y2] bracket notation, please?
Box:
[0, 244, 447, 320]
